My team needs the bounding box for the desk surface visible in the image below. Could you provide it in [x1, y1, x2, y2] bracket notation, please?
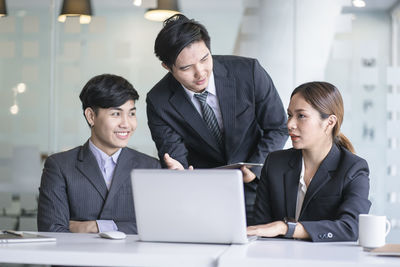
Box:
[218, 238, 400, 267]
[0, 233, 399, 267]
[0, 232, 229, 267]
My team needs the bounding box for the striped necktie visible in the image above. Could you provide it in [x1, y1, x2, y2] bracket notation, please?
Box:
[194, 91, 223, 148]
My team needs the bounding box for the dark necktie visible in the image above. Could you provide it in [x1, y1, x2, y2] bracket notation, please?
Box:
[194, 91, 223, 148]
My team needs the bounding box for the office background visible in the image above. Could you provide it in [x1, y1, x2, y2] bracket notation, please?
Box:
[0, 0, 399, 243]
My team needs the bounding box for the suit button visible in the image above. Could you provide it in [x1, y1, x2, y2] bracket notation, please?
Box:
[327, 232, 333, 238]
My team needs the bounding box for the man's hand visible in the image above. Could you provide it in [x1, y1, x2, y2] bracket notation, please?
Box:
[164, 153, 193, 170]
[241, 166, 256, 183]
[69, 220, 99, 233]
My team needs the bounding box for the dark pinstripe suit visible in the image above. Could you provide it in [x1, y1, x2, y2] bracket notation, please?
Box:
[37, 141, 160, 234]
[146, 56, 288, 224]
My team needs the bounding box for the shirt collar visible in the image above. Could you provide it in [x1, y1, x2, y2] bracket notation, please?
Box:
[299, 157, 306, 188]
[88, 139, 121, 166]
[182, 72, 216, 100]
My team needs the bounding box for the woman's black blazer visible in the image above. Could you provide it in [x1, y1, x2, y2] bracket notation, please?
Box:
[254, 144, 371, 242]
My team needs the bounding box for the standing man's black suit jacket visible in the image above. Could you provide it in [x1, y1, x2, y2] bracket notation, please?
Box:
[254, 144, 371, 242]
[146, 55, 288, 224]
[37, 141, 160, 234]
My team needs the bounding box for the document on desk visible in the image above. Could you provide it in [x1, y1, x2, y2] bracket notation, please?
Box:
[216, 162, 264, 169]
[370, 244, 400, 256]
[0, 230, 56, 243]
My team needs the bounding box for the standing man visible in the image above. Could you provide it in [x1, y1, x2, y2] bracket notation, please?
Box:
[38, 74, 181, 234]
[146, 14, 288, 225]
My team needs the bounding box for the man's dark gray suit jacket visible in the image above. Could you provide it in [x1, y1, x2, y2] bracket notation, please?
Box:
[254, 144, 371, 242]
[146, 55, 288, 224]
[37, 141, 160, 234]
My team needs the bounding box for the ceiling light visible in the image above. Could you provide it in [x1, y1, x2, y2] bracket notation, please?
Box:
[352, 0, 366, 8]
[145, 0, 180, 22]
[16, 83, 26, 94]
[133, 0, 142, 7]
[0, 0, 7, 17]
[79, 15, 91, 24]
[10, 104, 19, 115]
[58, 0, 93, 24]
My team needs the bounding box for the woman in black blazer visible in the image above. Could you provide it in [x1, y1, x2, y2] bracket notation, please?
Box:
[247, 81, 371, 242]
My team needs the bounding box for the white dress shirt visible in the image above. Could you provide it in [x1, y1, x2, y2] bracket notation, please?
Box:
[182, 72, 224, 131]
[295, 157, 306, 221]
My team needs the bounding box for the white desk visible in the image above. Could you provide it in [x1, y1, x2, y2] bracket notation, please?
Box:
[1, 233, 399, 267]
[0, 232, 229, 267]
[218, 238, 400, 267]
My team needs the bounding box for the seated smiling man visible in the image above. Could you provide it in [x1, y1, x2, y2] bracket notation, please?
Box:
[37, 74, 181, 234]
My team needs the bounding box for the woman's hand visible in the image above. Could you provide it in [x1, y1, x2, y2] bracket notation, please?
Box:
[247, 221, 287, 237]
[164, 153, 193, 170]
[247, 221, 310, 240]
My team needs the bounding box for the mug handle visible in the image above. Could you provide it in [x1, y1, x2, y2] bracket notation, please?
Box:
[385, 219, 391, 237]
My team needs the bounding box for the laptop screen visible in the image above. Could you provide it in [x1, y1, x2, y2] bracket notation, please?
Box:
[131, 169, 249, 244]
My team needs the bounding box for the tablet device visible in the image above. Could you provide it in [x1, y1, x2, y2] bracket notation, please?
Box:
[0, 231, 56, 244]
[370, 244, 400, 256]
[216, 162, 263, 169]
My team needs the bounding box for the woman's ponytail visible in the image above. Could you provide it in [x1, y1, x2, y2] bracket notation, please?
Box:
[335, 132, 355, 154]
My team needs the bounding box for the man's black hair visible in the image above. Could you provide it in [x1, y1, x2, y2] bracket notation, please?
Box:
[79, 74, 139, 121]
[154, 14, 211, 69]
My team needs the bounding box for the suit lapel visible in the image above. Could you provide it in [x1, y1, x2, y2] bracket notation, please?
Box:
[105, 148, 133, 204]
[299, 145, 340, 218]
[76, 141, 108, 200]
[168, 74, 222, 153]
[214, 60, 236, 157]
[284, 150, 302, 217]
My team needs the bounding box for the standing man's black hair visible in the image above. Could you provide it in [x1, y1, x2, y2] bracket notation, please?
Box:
[154, 14, 211, 69]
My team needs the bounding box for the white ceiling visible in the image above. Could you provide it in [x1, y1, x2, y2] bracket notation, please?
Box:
[362, 0, 398, 10]
[343, 0, 399, 12]
[8, 0, 400, 13]
[9, 0, 241, 12]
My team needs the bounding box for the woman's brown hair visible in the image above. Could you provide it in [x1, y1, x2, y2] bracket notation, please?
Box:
[291, 81, 355, 153]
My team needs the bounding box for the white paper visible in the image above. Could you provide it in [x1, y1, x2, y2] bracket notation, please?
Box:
[114, 41, 131, 59]
[23, 16, 39, 33]
[63, 42, 81, 60]
[89, 17, 106, 33]
[22, 65, 39, 82]
[0, 17, 16, 33]
[0, 41, 15, 58]
[23, 41, 39, 58]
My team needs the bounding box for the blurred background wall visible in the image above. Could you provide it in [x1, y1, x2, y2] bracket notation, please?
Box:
[0, 0, 399, 242]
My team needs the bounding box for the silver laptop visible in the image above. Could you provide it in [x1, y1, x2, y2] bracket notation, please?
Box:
[131, 169, 253, 244]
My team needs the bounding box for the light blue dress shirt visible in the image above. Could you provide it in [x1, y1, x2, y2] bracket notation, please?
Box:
[89, 140, 122, 232]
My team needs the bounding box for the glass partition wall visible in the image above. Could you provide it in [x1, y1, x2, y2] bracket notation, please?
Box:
[0, 0, 166, 231]
[0, 0, 243, 233]
[0, 0, 52, 231]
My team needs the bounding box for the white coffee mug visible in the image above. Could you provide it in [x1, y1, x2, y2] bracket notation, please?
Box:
[358, 214, 391, 248]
